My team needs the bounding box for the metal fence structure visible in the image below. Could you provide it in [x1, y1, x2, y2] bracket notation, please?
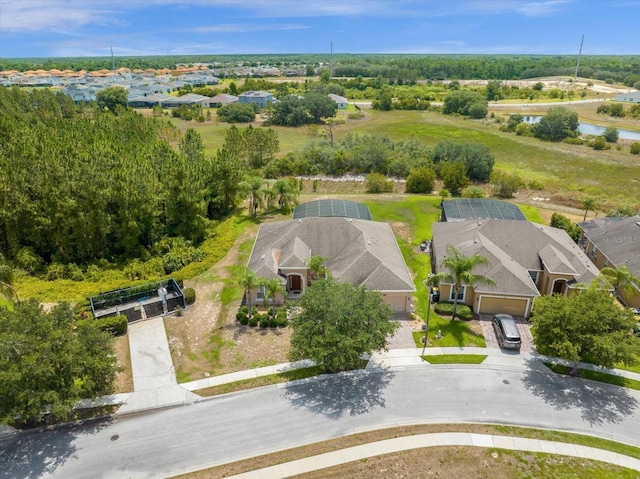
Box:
[90, 278, 186, 322]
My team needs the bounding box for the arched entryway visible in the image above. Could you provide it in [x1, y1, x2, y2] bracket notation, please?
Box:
[552, 278, 568, 295]
[286, 273, 306, 299]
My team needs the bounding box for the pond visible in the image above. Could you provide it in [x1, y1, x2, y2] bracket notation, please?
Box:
[521, 116, 640, 141]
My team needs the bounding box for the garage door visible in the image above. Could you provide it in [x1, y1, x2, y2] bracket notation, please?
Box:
[382, 294, 410, 313]
[478, 296, 529, 317]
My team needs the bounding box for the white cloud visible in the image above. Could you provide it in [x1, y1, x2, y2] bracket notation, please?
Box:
[190, 23, 308, 34]
[461, 0, 573, 17]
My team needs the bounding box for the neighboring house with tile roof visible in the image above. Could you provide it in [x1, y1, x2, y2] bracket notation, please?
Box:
[246, 217, 416, 312]
[578, 215, 640, 308]
[431, 220, 600, 318]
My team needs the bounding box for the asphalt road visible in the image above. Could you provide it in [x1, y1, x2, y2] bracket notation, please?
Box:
[2, 365, 640, 479]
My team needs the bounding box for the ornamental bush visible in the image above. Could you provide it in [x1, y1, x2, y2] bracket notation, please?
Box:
[434, 302, 473, 320]
[184, 287, 196, 305]
[96, 314, 128, 335]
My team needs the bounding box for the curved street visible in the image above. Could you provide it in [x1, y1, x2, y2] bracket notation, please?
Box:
[2, 362, 640, 478]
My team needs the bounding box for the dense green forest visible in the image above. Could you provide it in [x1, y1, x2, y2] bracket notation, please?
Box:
[0, 87, 245, 272]
[2, 54, 640, 84]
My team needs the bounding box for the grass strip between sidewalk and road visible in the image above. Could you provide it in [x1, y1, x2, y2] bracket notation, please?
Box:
[169, 423, 640, 479]
[422, 354, 487, 364]
[193, 359, 369, 397]
[543, 362, 640, 391]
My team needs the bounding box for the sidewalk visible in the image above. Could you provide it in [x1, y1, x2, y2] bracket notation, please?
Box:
[222, 432, 640, 478]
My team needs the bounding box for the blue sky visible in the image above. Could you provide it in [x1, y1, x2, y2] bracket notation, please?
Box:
[1, 0, 639, 58]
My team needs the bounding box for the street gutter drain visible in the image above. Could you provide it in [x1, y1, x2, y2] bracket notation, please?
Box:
[110, 435, 120, 441]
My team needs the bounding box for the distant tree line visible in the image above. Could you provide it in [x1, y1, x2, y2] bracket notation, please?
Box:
[2, 54, 639, 84]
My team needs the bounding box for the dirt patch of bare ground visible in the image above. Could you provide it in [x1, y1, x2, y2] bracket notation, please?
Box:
[165, 225, 292, 383]
[113, 334, 133, 393]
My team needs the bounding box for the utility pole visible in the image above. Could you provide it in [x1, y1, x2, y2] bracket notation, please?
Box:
[330, 41, 333, 79]
[574, 34, 584, 82]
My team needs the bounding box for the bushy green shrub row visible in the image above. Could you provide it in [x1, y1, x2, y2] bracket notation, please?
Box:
[91, 314, 128, 335]
[236, 307, 289, 328]
[434, 302, 473, 320]
[183, 287, 196, 305]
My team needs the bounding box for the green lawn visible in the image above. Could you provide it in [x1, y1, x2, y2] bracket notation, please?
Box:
[365, 195, 486, 347]
[422, 354, 487, 364]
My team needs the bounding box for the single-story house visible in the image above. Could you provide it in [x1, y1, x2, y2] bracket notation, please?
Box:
[205, 93, 238, 107]
[613, 91, 640, 104]
[328, 93, 348, 109]
[239, 90, 274, 108]
[246, 215, 415, 312]
[578, 215, 640, 308]
[431, 220, 600, 318]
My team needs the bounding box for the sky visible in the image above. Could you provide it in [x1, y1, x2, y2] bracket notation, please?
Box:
[1, 0, 639, 59]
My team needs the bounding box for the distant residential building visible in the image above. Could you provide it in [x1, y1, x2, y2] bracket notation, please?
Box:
[328, 93, 348, 109]
[613, 91, 640, 103]
[239, 90, 274, 108]
[206, 93, 238, 107]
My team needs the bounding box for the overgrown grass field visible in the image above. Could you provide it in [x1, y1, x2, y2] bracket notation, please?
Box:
[171, 107, 640, 206]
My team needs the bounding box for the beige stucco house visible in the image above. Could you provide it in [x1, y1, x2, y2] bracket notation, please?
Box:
[578, 215, 640, 308]
[432, 220, 600, 318]
[246, 215, 416, 312]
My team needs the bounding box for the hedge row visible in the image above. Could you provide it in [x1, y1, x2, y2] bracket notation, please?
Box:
[79, 314, 128, 336]
[434, 302, 474, 320]
[236, 307, 288, 328]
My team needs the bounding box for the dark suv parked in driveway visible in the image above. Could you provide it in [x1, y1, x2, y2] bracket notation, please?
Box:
[492, 314, 522, 350]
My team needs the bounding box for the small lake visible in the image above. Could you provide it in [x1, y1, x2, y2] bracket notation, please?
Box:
[521, 116, 640, 141]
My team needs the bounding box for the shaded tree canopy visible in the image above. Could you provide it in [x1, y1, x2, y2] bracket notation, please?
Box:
[431, 141, 494, 182]
[530, 285, 640, 375]
[0, 300, 117, 425]
[289, 279, 398, 373]
[96, 86, 128, 113]
[532, 107, 579, 141]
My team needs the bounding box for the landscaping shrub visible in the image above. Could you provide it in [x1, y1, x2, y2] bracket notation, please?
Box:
[631, 142, 640, 155]
[249, 316, 259, 327]
[184, 287, 196, 305]
[260, 318, 270, 328]
[434, 302, 473, 320]
[96, 314, 128, 335]
[276, 317, 288, 328]
[239, 306, 249, 315]
[269, 318, 278, 328]
[236, 311, 248, 322]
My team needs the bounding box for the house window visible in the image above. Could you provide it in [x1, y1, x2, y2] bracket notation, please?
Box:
[256, 285, 266, 300]
[449, 285, 466, 302]
[528, 270, 539, 284]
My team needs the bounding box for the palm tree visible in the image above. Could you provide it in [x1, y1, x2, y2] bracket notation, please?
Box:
[240, 176, 265, 217]
[582, 197, 598, 221]
[0, 254, 19, 302]
[429, 245, 495, 320]
[239, 269, 259, 318]
[306, 255, 328, 281]
[263, 277, 285, 317]
[272, 178, 299, 214]
[599, 265, 640, 301]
